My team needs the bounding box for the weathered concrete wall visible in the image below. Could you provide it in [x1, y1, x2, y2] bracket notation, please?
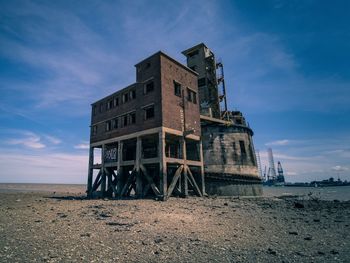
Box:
[201, 123, 259, 179]
[205, 181, 263, 196]
[201, 122, 262, 196]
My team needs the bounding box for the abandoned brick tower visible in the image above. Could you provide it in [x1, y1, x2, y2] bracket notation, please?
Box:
[87, 43, 262, 200]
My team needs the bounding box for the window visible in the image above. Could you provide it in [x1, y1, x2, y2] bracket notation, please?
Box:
[187, 50, 199, 58]
[113, 118, 118, 129]
[92, 105, 97, 116]
[144, 105, 155, 120]
[187, 88, 197, 104]
[239, 140, 246, 155]
[189, 66, 196, 71]
[144, 81, 154, 94]
[130, 90, 136, 100]
[107, 100, 113, 110]
[123, 93, 129, 103]
[106, 121, 111, 131]
[114, 97, 119, 107]
[99, 103, 103, 113]
[92, 125, 97, 135]
[145, 62, 151, 69]
[122, 115, 128, 127]
[174, 81, 181, 97]
[198, 78, 206, 87]
[130, 112, 136, 124]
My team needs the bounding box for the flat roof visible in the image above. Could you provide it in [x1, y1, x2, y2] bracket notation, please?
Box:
[91, 83, 137, 105]
[181, 42, 208, 56]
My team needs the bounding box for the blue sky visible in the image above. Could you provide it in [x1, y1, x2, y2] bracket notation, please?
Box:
[0, 0, 349, 183]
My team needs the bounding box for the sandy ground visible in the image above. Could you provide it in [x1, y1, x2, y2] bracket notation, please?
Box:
[0, 190, 349, 263]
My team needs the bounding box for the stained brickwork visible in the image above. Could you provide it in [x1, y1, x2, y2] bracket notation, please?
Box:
[90, 52, 200, 144]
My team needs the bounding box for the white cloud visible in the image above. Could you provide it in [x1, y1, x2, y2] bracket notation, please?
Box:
[6, 132, 45, 149]
[74, 143, 89, 150]
[331, 165, 348, 172]
[44, 135, 61, 145]
[265, 139, 290, 146]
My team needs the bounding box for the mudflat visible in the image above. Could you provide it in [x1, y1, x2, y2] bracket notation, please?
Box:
[0, 188, 349, 262]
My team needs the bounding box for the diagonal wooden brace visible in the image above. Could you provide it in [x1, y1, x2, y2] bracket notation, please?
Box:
[167, 165, 184, 199]
[140, 164, 161, 196]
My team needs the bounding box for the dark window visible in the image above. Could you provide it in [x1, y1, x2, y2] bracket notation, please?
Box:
[174, 81, 181, 97]
[99, 103, 103, 113]
[114, 97, 119, 107]
[239, 140, 246, 155]
[122, 115, 128, 126]
[92, 105, 97, 116]
[113, 118, 118, 129]
[189, 66, 196, 71]
[144, 81, 154, 94]
[187, 88, 197, 104]
[145, 62, 151, 69]
[130, 90, 136, 100]
[130, 112, 136, 124]
[187, 50, 199, 58]
[107, 100, 113, 110]
[198, 78, 206, 87]
[144, 105, 155, 120]
[106, 121, 111, 131]
[123, 93, 129, 103]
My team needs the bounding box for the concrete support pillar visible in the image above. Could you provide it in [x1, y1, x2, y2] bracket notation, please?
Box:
[135, 136, 143, 197]
[199, 139, 206, 195]
[116, 141, 123, 196]
[181, 136, 188, 197]
[101, 145, 106, 197]
[159, 130, 167, 200]
[87, 146, 94, 198]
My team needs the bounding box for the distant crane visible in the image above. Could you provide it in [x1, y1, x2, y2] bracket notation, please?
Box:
[276, 161, 285, 183]
[267, 148, 277, 181]
[256, 150, 263, 179]
[264, 148, 286, 185]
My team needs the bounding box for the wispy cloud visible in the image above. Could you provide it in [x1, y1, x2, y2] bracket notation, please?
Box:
[331, 165, 348, 172]
[6, 131, 45, 149]
[44, 135, 61, 145]
[74, 142, 89, 150]
[265, 139, 290, 146]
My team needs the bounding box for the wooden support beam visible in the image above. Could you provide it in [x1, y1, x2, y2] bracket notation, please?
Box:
[92, 170, 102, 192]
[120, 168, 136, 197]
[167, 165, 183, 198]
[140, 164, 160, 196]
[105, 168, 113, 198]
[87, 147, 94, 197]
[186, 166, 202, 197]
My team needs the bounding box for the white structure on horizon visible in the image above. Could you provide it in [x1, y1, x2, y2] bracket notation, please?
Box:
[267, 148, 277, 180]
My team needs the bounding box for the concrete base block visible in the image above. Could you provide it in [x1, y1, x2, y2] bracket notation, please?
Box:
[205, 181, 263, 196]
